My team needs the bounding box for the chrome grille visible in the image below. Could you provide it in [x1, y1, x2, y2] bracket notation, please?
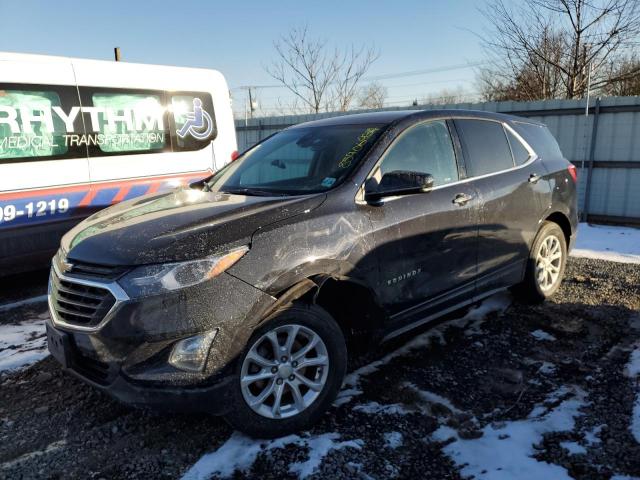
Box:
[50, 269, 116, 328]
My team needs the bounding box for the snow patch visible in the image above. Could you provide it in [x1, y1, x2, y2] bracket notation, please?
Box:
[571, 223, 640, 264]
[626, 345, 640, 444]
[0, 319, 48, 372]
[403, 382, 463, 415]
[560, 441, 586, 455]
[626, 346, 640, 378]
[384, 431, 403, 449]
[631, 396, 640, 445]
[456, 291, 512, 337]
[0, 439, 66, 470]
[538, 362, 557, 375]
[333, 388, 363, 407]
[584, 424, 603, 446]
[353, 402, 410, 416]
[432, 386, 587, 480]
[290, 435, 363, 478]
[182, 432, 362, 480]
[531, 330, 557, 342]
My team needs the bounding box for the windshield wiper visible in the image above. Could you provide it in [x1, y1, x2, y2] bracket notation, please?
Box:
[220, 187, 290, 197]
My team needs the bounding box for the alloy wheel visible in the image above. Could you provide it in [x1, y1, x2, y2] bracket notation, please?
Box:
[240, 324, 329, 419]
[535, 234, 562, 291]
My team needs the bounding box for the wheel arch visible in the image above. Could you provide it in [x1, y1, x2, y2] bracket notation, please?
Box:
[264, 274, 386, 354]
[544, 211, 573, 248]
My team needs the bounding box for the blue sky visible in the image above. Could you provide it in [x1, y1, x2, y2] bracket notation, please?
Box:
[0, 0, 491, 115]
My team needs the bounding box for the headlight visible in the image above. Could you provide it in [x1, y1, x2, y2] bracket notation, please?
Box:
[169, 329, 218, 372]
[119, 246, 248, 297]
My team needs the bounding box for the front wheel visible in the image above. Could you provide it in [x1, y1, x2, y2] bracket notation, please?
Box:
[512, 221, 567, 303]
[224, 303, 347, 438]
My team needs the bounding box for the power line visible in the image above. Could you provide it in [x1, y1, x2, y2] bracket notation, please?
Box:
[240, 77, 474, 102]
[231, 60, 486, 90]
[363, 61, 486, 81]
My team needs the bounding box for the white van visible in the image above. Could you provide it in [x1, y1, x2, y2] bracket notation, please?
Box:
[0, 52, 237, 276]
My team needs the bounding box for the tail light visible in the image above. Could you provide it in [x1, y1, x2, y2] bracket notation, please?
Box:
[567, 164, 577, 183]
[231, 150, 239, 161]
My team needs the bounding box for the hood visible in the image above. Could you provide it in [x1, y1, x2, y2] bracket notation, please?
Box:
[62, 188, 326, 266]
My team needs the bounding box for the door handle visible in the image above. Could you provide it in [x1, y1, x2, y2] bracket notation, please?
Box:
[453, 193, 473, 206]
[528, 173, 542, 184]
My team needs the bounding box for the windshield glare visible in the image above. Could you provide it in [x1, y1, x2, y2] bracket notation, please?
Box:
[207, 124, 384, 195]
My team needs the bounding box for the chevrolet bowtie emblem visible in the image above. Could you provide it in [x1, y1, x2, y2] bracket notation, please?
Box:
[59, 257, 73, 273]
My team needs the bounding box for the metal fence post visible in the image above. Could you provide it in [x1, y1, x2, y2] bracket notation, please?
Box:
[581, 97, 601, 222]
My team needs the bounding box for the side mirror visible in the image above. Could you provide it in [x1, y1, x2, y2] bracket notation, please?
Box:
[365, 170, 434, 202]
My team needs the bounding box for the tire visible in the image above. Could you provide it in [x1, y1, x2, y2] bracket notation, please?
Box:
[224, 303, 347, 438]
[512, 221, 567, 304]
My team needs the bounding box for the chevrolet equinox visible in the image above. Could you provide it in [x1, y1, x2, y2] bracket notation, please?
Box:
[47, 110, 578, 438]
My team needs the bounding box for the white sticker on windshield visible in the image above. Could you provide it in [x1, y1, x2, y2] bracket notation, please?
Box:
[321, 177, 336, 188]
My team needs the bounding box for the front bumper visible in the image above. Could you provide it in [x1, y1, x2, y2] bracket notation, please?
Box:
[47, 266, 276, 413]
[47, 321, 234, 413]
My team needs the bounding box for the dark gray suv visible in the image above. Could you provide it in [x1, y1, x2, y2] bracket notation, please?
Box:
[47, 110, 578, 437]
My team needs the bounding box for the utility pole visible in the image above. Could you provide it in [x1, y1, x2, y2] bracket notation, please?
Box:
[585, 63, 595, 117]
[239, 86, 258, 119]
[114, 47, 121, 62]
[584, 44, 592, 117]
[248, 88, 255, 119]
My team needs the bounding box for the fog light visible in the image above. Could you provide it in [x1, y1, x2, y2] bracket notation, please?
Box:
[169, 329, 218, 372]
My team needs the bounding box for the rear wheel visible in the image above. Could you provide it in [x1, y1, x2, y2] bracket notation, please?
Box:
[224, 303, 347, 438]
[512, 221, 567, 303]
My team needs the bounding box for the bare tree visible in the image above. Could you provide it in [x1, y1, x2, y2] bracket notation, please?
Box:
[332, 47, 380, 110]
[357, 82, 388, 109]
[479, 0, 640, 100]
[266, 26, 379, 113]
[602, 54, 640, 95]
[478, 27, 567, 100]
[423, 86, 470, 105]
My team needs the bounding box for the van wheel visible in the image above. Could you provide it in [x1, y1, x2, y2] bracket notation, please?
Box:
[224, 304, 347, 438]
[512, 221, 567, 304]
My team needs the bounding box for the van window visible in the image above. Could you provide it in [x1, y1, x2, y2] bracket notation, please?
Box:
[169, 93, 216, 152]
[0, 88, 68, 160]
[506, 129, 531, 165]
[455, 119, 515, 176]
[378, 120, 458, 186]
[90, 92, 167, 154]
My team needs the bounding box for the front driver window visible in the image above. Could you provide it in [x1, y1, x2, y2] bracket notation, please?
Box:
[377, 120, 458, 187]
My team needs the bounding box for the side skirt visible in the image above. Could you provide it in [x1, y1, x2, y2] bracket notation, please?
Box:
[381, 286, 508, 343]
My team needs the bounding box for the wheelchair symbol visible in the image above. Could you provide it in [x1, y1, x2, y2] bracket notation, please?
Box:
[176, 98, 213, 140]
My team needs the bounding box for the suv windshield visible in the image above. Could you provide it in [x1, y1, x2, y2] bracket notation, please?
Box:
[207, 124, 385, 195]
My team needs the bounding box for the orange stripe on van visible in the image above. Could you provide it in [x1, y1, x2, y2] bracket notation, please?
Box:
[0, 170, 212, 202]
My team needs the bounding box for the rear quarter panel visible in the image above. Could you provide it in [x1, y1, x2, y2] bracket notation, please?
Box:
[511, 121, 578, 246]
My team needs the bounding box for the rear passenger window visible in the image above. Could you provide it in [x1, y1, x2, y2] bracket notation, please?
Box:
[378, 120, 458, 187]
[515, 123, 564, 160]
[506, 129, 531, 165]
[455, 119, 514, 176]
[0, 87, 71, 161]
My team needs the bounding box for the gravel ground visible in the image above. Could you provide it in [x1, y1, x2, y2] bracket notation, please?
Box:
[0, 257, 639, 480]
